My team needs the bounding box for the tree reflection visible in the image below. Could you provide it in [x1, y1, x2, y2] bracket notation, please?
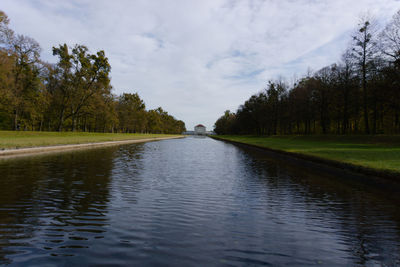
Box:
[237, 145, 400, 266]
[0, 146, 120, 264]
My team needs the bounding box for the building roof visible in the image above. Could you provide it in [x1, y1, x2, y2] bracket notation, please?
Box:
[195, 124, 205, 128]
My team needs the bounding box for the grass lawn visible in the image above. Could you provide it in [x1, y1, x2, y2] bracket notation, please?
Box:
[214, 135, 400, 174]
[0, 131, 180, 149]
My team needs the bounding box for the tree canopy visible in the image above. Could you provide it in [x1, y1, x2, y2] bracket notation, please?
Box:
[215, 11, 400, 135]
[0, 10, 185, 134]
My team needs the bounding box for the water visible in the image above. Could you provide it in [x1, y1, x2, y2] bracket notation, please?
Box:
[0, 136, 399, 266]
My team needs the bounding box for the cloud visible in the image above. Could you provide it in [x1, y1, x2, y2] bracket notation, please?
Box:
[2, 0, 399, 130]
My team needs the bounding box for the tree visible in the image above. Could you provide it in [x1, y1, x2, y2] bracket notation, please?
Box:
[1, 10, 186, 134]
[337, 52, 359, 134]
[0, 50, 14, 128]
[51, 44, 111, 131]
[117, 93, 146, 133]
[0, 10, 14, 49]
[214, 10, 400, 136]
[1, 10, 43, 130]
[380, 11, 400, 133]
[350, 15, 379, 134]
[381, 10, 400, 65]
[214, 110, 236, 134]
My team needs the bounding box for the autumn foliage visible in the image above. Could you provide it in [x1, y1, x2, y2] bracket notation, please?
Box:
[0, 11, 185, 134]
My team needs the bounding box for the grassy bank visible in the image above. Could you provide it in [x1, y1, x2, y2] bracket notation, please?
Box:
[213, 135, 400, 174]
[0, 131, 180, 149]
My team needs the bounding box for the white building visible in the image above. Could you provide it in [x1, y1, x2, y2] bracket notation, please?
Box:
[194, 124, 206, 135]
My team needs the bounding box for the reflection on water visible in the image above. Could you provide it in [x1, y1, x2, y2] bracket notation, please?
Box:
[0, 137, 399, 266]
[0, 146, 122, 265]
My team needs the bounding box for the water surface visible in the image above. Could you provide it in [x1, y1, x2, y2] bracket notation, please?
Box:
[0, 137, 399, 266]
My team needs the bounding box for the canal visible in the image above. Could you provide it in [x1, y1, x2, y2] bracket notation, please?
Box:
[0, 136, 399, 266]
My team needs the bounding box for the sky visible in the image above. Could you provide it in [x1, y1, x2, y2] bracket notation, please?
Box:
[2, 0, 400, 130]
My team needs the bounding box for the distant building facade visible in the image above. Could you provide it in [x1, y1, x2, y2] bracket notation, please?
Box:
[182, 124, 215, 135]
[194, 124, 206, 135]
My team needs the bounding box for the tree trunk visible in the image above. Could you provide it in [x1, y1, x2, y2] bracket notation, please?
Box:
[342, 86, 349, 134]
[362, 56, 370, 134]
[58, 108, 65, 132]
[13, 109, 18, 131]
[72, 115, 77, 132]
[372, 98, 377, 134]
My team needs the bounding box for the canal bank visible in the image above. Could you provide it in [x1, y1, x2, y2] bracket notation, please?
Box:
[211, 135, 400, 180]
[0, 136, 184, 158]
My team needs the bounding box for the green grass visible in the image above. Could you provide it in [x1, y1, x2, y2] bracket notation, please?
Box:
[0, 131, 180, 149]
[214, 135, 400, 174]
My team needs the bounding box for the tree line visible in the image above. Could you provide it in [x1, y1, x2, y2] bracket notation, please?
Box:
[215, 12, 400, 135]
[0, 11, 185, 134]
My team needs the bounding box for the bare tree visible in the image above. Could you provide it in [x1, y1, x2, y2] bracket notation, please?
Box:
[350, 14, 379, 134]
[380, 10, 400, 64]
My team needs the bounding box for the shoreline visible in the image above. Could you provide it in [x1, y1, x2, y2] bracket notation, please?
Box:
[0, 136, 184, 159]
[211, 136, 400, 181]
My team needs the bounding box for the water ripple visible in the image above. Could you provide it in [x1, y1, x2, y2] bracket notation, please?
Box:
[0, 137, 399, 265]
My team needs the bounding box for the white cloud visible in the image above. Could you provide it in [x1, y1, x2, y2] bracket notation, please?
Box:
[2, 0, 399, 130]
